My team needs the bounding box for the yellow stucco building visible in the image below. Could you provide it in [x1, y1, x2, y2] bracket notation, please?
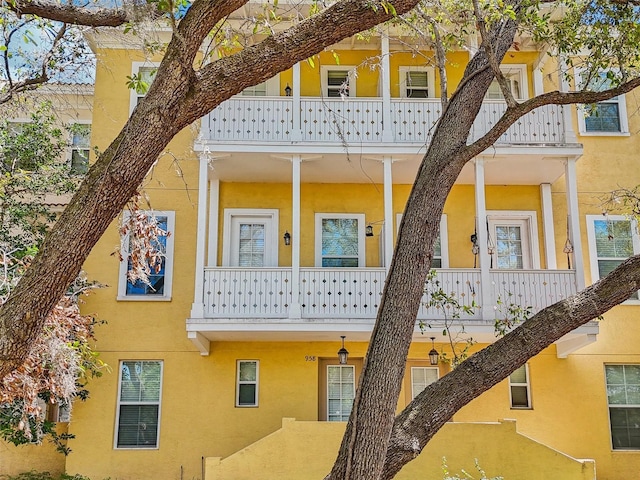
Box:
[3, 7, 640, 480]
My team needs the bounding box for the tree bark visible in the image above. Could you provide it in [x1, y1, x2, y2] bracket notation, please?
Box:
[0, 0, 422, 377]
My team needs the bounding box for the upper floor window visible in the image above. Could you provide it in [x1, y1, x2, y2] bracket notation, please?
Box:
[222, 209, 279, 267]
[115, 360, 163, 449]
[321, 67, 356, 98]
[410, 366, 438, 400]
[130, 63, 159, 113]
[586, 215, 639, 299]
[396, 213, 448, 268]
[69, 123, 91, 175]
[399, 67, 435, 98]
[509, 364, 532, 409]
[118, 210, 175, 301]
[487, 211, 540, 270]
[605, 364, 640, 449]
[576, 71, 629, 135]
[315, 213, 365, 267]
[486, 65, 528, 101]
[241, 76, 280, 96]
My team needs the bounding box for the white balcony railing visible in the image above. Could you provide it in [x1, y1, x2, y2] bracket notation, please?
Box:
[202, 267, 577, 321]
[203, 97, 568, 145]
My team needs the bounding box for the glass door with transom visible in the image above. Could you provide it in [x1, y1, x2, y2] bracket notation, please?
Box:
[488, 218, 533, 269]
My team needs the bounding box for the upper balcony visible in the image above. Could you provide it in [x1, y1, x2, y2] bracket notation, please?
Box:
[200, 97, 571, 149]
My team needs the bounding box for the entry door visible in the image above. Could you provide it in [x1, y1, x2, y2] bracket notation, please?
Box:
[319, 359, 362, 421]
[229, 216, 275, 267]
[488, 218, 532, 269]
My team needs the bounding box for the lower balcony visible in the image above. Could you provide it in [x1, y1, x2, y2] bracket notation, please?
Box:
[187, 267, 598, 356]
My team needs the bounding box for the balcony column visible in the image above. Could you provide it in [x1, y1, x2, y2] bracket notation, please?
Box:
[565, 157, 585, 290]
[474, 158, 494, 318]
[190, 153, 210, 318]
[207, 177, 220, 266]
[559, 56, 578, 144]
[540, 183, 558, 269]
[289, 154, 302, 318]
[383, 156, 394, 269]
[381, 34, 393, 142]
[292, 62, 302, 141]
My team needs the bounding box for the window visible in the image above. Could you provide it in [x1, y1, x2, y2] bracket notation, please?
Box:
[115, 360, 162, 449]
[486, 65, 528, 101]
[327, 365, 355, 421]
[577, 70, 629, 135]
[321, 67, 356, 97]
[410, 367, 438, 400]
[315, 213, 365, 267]
[69, 123, 90, 174]
[130, 63, 159, 113]
[586, 215, 640, 299]
[240, 76, 279, 96]
[399, 67, 435, 98]
[222, 209, 279, 267]
[236, 360, 259, 407]
[605, 364, 640, 449]
[509, 364, 531, 409]
[487, 211, 540, 270]
[117, 211, 175, 300]
[396, 214, 448, 268]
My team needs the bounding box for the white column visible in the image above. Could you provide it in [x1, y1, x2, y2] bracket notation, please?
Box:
[474, 158, 493, 318]
[289, 155, 302, 318]
[381, 34, 393, 142]
[565, 158, 585, 290]
[533, 69, 544, 97]
[383, 156, 394, 269]
[559, 56, 578, 144]
[207, 178, 220, 266]
[191, 153, 210, 318]
[540, 183, 557, 269]
[292, 62, 302, 141]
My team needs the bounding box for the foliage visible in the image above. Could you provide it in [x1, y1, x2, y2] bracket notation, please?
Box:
[0, 103, 80, 253]
[420, 270, 478, 367]
[441, 458, 503, 480]
[493, 293, 532, 337]
[0, 472, 92, 480]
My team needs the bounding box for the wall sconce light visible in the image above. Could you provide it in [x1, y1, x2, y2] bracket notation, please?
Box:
[284, 84, 292, 96]
[428, 337, 439, 366]
[337, 335, 349, 365]
[283, 231, 291, 246]
[365, 224, 374, 237]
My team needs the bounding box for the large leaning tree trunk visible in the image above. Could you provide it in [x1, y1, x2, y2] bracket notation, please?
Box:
[0, 0, 423, 378]
[325, 5, 640, 480]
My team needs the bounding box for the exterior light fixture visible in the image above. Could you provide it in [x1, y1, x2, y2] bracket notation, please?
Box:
[283, 231, 291, 246]
[338, 336, 349, 365]
[365, 224, 374, 237]
[428, 337, 439, 366]
[284, 84, 292, 96]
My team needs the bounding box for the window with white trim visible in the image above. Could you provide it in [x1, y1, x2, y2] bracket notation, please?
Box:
[115, 360, 163, 449]
[509, 364, 531, 409]
[118, 211, 175, 300]
[397, 214, 449, 268]
[586, 215, 640, 299]
[399, 67, 435, 98]
[487, 211, 540, 270]
[486, 65, 528, 101]
[315, 213, 365, 267]
[241, 75, 280, 96]
[327, 364, 355, 421]
[129, 63, 159, 113]
[222, 209, 279, 267]
[69, 123, 90, 174]
[576, 70, 629, 134]
[236, 360, 259, 407]
[411, 367, 438, 400]
[321, 67, 356, 97]
[605, 364, 640, 449]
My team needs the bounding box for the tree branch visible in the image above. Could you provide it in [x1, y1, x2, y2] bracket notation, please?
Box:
[464, 76, 640, 159]
[381, 254, 640, 479]
[5, 0, 133, 27]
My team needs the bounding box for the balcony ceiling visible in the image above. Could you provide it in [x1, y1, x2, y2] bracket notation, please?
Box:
[205, 150, 579, 185]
